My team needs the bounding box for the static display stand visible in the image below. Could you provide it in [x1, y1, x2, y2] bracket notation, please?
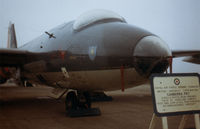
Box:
[149, 73, 200, 129]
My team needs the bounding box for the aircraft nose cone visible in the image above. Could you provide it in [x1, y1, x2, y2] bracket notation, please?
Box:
[133, 36, 172, 57]
[133, 36, 172, 76]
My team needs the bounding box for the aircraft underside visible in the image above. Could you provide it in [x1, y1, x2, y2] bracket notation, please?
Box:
[23, 68, 148, 91]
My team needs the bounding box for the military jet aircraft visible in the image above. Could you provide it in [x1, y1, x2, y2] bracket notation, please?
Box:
[0, 10, 199, 116]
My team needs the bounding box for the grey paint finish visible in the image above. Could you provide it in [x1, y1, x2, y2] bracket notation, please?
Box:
[20, 21, 153, 57]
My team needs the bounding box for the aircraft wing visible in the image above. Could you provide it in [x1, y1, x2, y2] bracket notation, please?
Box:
[0, 48, 30, 66]
[0, 48, 50, 66]
[1, 48, 200, 65]
[172, 50, 200, 64]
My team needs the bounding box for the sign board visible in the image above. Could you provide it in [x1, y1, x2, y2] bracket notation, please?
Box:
[150, 73, 200, 116]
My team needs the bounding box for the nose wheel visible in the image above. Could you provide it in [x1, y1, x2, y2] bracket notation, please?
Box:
[65, 91, 101, 117]
[65, 91, 78, 111]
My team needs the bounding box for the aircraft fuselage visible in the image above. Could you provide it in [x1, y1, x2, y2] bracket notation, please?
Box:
[17, 15, 171, 91]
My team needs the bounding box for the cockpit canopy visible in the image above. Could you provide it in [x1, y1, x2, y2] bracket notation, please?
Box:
[73, 9, 126, 31]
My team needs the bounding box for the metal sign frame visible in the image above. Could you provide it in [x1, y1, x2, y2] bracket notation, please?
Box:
[150, 73, 200, 117]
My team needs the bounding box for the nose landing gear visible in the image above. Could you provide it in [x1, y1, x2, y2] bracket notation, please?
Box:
[65, 91, 101, 117]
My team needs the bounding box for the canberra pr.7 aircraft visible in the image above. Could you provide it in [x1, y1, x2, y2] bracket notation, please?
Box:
[0, 10, 199, 116]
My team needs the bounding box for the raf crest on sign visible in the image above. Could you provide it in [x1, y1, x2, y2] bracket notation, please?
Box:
[174, 78, 180, 85]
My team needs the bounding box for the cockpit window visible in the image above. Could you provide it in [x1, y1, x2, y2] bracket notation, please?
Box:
[73, 9, 126, 31]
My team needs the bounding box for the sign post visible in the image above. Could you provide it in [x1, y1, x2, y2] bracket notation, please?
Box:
[195, 114, 200, 129]
[178, 115, 188, 129]
[149, 73, 200, 129]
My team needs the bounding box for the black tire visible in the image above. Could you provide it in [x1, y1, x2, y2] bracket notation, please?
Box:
[65, 91, 78, 112]
[25, 81, 33, 87]
[0, 76, 6, 84]
[83, 92, 91, 108]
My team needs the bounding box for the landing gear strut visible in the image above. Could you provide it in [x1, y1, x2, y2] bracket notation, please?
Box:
[65, 91, 101, 117]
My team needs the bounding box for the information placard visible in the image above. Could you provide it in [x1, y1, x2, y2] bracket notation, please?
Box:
[150, 73, 200, 116]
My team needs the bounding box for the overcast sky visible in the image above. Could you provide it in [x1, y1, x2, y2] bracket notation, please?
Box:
[0, 0, 199, 73]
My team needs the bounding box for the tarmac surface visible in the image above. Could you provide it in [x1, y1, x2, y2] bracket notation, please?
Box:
[0, 84, 196, 129]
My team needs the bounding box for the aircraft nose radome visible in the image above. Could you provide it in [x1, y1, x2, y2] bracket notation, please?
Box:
[133, 36, 172, 57]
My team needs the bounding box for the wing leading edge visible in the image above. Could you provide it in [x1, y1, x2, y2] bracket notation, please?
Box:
[172, 50, 200, 64]
[0, 48, 51, 67]
[0, 48, 29, 66]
